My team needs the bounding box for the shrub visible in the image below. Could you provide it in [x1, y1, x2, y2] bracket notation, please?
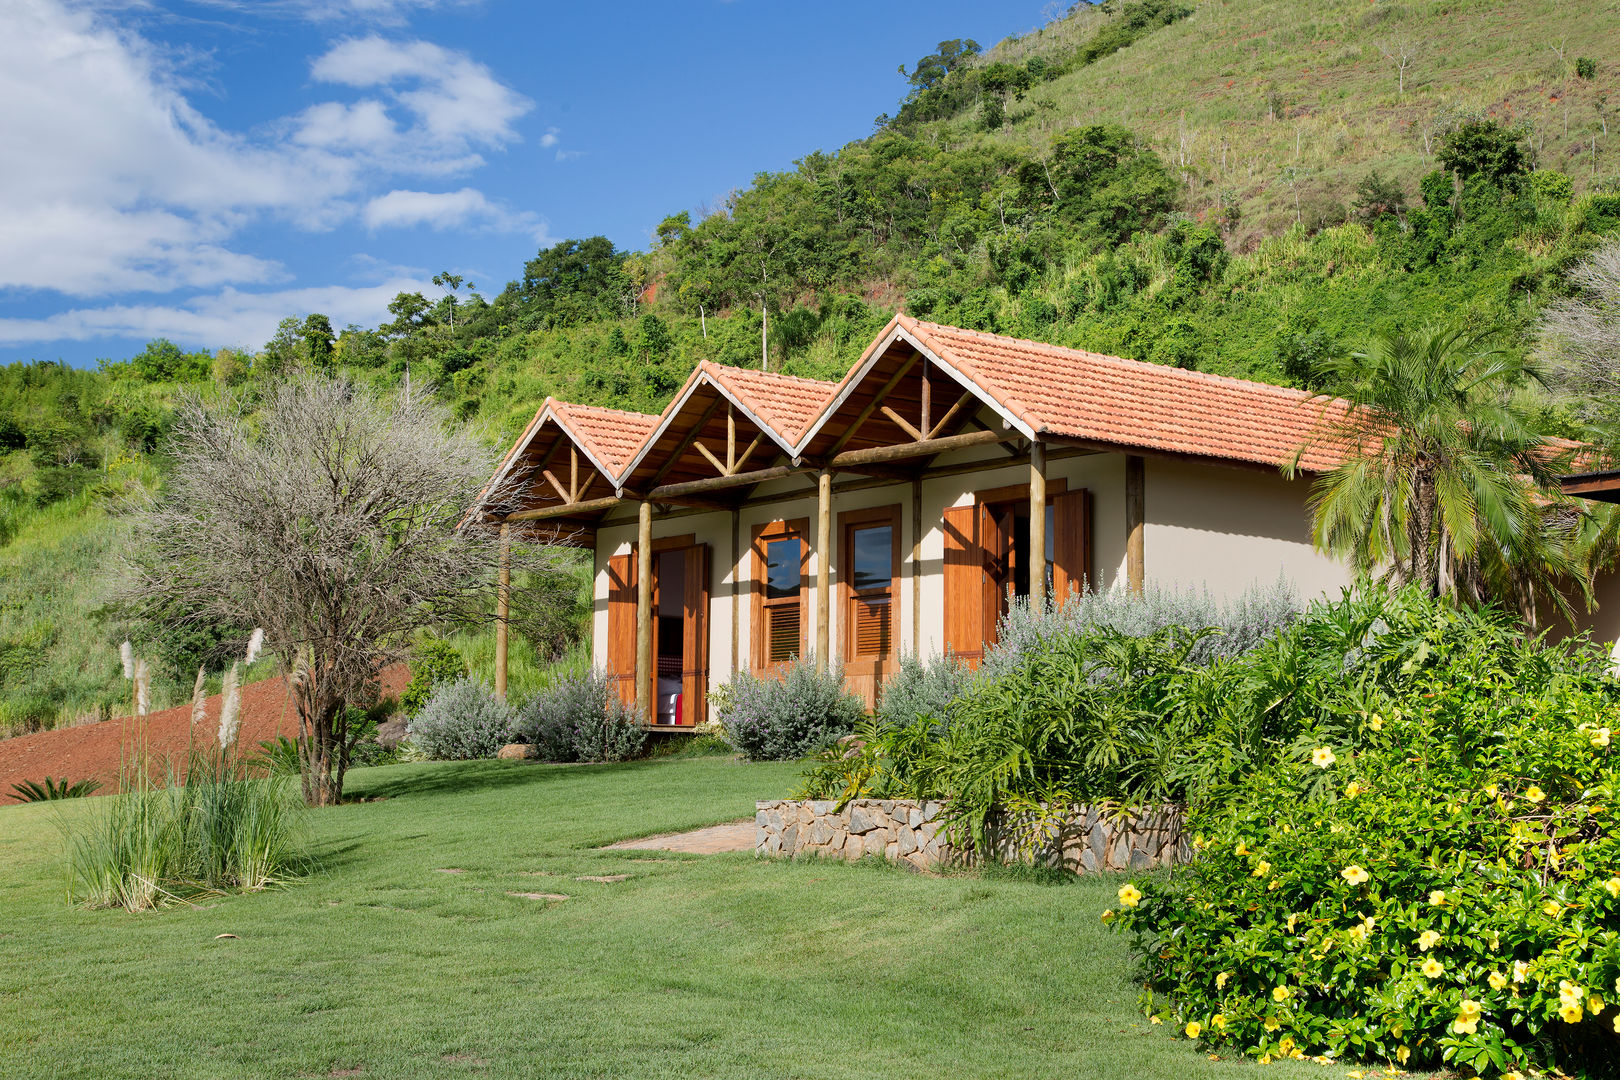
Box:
[8, 776, 101, 802]
[65, 752, 305, 911]
[401, 638, 468, 717]
[875, 652, 973, 730]
[515, 668, 646, 763]
[722, 658, 864, 761]
[1106, 591, 1620, 1079]
[1576, 56, 1597, 80]
[405, 677, 515, 760]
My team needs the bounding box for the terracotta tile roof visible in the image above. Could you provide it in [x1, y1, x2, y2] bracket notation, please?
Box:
[699, 363, 839, 446]
[894, 315, 1354, 472]
[545, 399, 660, 482]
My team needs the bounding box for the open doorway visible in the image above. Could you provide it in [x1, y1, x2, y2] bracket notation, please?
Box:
[654, 549, 685, 724]
[981, 496, 1055, 637]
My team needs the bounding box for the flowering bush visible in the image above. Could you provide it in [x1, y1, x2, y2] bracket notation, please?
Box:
[405, 677, 515, 760]
[1107, 592, 1620, 1078]
[723, 658, 864, 761]
[514, 668, 645, 763]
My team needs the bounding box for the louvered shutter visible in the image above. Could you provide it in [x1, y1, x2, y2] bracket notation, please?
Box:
[606, 552, 638, 706]
[1051, 489, 1093, 607]
[680, 544, 709, 725]
[941, 505, 983, 668]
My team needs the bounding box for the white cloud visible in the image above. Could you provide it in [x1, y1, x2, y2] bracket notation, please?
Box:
[0, 0, 536, 301]
[362, 188, 549, 241]
[180, 0, 479, 27]
[0, 277, 433, 349]
[539, 127, 559, 148]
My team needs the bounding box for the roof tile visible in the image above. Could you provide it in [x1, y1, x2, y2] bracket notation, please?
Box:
[701, 363, 839, 446]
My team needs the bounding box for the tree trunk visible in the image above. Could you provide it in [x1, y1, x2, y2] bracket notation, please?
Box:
[1410, 459, 1439, 596]
[295, 682, 347, 807]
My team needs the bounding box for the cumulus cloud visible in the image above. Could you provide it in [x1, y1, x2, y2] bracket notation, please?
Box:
[0, 0, 534, 303]
[361, 188, 549, 241]
[181, 0, 480, 27]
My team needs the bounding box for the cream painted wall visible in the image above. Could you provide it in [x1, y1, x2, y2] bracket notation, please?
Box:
[1142, 457, 1351, 601]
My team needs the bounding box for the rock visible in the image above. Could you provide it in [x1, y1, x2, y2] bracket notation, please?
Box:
[755, 827, 768, 851]
[809, 820, 834, 846]
[781, 823, 799, 852]
[848, 804, 880, 835]
[864, 832, 889, 858]
[809, 801, 834, 816]
[907, 806, 924, 828]
[765, 809, 784, 831]
[375, 716, 409, 751]
[884, 841, 899, 859]
[497, 743, 538, 760]
[896, 829, 917, 857]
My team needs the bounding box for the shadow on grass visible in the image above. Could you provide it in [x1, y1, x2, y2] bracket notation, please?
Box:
[347, 757, 695, 801]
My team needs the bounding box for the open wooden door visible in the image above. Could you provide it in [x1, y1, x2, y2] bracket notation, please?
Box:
[606, 552, 638, 707]
[942, 505, 984, 668]
[680, 543, 710, 725]
[1051, 489, 1093, 606]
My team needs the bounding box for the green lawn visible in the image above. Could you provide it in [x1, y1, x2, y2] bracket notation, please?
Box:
[2, 758, 1352, 1080]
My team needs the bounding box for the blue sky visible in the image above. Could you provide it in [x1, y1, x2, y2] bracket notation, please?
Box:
[1, 0, 1054, 367]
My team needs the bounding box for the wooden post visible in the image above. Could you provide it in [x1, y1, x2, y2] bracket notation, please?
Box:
[815, 468, 831, 672]
[1029, 441, 1047, 611]
[495, 522, 511, 700]
[636, 499, 653, 721]
[1125, 454, 1145, 594]
[730, 507, 740, 676]
[911, 477, 923, 654]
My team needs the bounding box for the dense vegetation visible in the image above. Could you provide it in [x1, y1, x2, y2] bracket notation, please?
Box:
[5, 0, 1620, 734]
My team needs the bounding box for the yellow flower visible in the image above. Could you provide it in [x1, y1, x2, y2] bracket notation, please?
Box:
[1286, 912, 1299, 932]
[1559, 1002, 1583, 1024]
[1215, 971, 1230, 990]
[1395, 1046, 1410, 1065]
[1272, 985, 1291, 1002]
[1118, 884, 1142, 908]
[1505, 1072, 1525, 1080]
[1185, 1021, 1202, 1039]
[1512, 960, 1529, 983]
[1488, 971, 1508, 990]
[1605, 876, 1620, 899]
[1452, 1016, 1478, 1035]
[1421, 958, 1444, 978]
[1484, 783, 1499, 798]
[1267, 877, 1280, 891]
[1417, 929, 1441, 951]
[1312, 746, 1337, 768]
[1524, 785, 1546, 803]
[1341, 865, 1369, 886]
[1588, 994, 1605, 1014]
[1253, 860, 1272, 877]
[1235, 840, 1251, 857]
[1100, 909, 1115, 923]
[1344, 781, 1363, 798]
[1543, 900, 1562, 917]
[1614, 1015, 1620, 1034]
[1263, 1016, 1279, 1031]
[1457, 998, 1482, 1018]
[1428, 890, 1447, 906]
[1149, 1015, 1163, 1025]
[1558, 980, 1583, 1006]
[1211, 1013, 1226, 1030]
[1369, 714, 1383, 731]
[1277, 1036, 1296, 1054]
[1594, 727, 1612, 747]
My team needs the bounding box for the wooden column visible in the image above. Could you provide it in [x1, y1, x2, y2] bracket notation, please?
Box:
[911, 476, 923, 654]
[495, 522, 510, 700]
[815, 468, 832, 672]
[1125, 454, 1145, 593]
[729, 507, 740, 676]
[635, 499, 653, 720]
[1029, 441, 1047, 611]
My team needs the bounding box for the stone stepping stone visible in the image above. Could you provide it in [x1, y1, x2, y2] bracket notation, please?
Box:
[506, 891, 568, 901]
[574, 874, 630, 883]
[603, 821, 754, 854]
[434, 868, 467, 874]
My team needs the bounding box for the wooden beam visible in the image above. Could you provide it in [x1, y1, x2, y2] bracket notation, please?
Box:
[1029, 441, 1047, 611]
[911, 476, 922, 655]
[647, 393, 727, 489]
[730, 508, 741, 676]
[1126, 454, 1145, 594]
[574, 474, 596, 503]
[727, 406, 737, 473]
[880, 405, 924, 442]
[732, 431, 765, 475]
[926, 390, 976, 440]
[541, 468, 571, 504]
[693, 440, 727, 476]
[838, 461, 920, 481]
[647, 463, 805, 501]
[920, 365, 931, 439]
[495, 522, 510, 700]
[815, 468, 831, 673]
[569, 447, 580, 502]
[636, 499, 653, 721]
[828, 427, 1009, 468]
[506, 495, 621, 522]
[828, 352, 919, 455]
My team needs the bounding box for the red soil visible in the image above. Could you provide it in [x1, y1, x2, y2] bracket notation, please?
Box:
[0, 666, 409, 802]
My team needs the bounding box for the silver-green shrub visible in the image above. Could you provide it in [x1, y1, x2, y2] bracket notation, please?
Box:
[981, 577, 1298, 679]
[723, 658, 865, 760]
[876, 652, 974, 730]
[405, 677, 516, 760]
[515, 668, 645, 763]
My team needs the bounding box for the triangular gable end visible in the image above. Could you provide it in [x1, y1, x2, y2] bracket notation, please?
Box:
[483, 399, 658, 521]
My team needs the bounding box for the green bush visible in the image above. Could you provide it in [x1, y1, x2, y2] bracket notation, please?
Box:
[1106, 592, 1620, 1078]
[401, 638, 468, 717]
[515, 668, 646, 763]
[405, 678, 516, 760]
[875, 652, 974, 731]
[8, 776, 101, 802]
[1576, 57, 1598, 80]
[722, 658, 864, 761]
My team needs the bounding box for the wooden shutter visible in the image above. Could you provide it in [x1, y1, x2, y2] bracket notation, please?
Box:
[853, 597, 892, 657]
[942, 505, 984, 668]
[606, 552, 638, 706]
[1051, 489, 1093, 607]
[752, 520, 808, 674]
[680, 544, 709, 726]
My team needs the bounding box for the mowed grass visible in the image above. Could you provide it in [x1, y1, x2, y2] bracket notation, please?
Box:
[4, 758, 1345, 1080]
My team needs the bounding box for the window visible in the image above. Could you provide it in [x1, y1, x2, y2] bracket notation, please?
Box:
[752, 519, 808, 670]
[840, 506, 901, 663]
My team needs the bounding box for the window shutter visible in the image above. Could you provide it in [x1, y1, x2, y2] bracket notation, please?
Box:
[680, 544, 710, 725]
[1051, 489, 1093, 606]
[942, 505, 983, 668]
[606, 552, 638, 706]
[853, 596, 892, 657]
[766, 603, 801, 664]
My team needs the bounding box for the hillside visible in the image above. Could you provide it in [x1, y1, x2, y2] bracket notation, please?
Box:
[4, 0, 1620, 737]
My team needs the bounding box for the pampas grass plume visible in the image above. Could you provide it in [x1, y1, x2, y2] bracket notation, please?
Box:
[133, 658, 151, 717]
[120, 640, 134, 680]
[244, 627, 265, 666]
[190, 666, 208, 733]
[218, 662, 242, 753]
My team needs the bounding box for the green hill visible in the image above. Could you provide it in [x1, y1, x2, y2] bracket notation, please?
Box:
[4, 0, 1620, 736]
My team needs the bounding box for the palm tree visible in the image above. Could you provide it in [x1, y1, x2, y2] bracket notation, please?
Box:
[1289, 325, 1592, 629]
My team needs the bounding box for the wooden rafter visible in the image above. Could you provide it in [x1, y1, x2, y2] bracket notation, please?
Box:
[926, 389, 976, 440]
[646, 393, 727, 489]
[694, 441, 728, 475]
[732, 431, 765, 474]
[828, 352, 919, 455]
[541, 468, 571, 503]
[879, 405, 924, 442]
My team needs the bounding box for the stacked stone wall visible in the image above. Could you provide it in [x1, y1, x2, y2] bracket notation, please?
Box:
[755, 799, 1187, 873]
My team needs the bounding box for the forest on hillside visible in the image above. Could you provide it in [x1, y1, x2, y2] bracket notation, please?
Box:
[5, 0, 1620, 736]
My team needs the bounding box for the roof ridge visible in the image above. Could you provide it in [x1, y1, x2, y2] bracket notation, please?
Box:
[704, 363, 840, 389]
[556, 400, 660, 422]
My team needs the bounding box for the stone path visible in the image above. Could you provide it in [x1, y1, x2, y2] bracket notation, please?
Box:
[604, 820, 755, 854]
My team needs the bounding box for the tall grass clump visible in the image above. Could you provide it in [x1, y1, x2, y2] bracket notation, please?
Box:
[65, 752, 306, 911]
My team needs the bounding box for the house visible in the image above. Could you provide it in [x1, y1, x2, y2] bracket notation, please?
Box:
[479, 315, 1378, 725]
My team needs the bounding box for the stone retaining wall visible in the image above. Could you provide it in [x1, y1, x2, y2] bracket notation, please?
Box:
[755, 799, 1187, 873]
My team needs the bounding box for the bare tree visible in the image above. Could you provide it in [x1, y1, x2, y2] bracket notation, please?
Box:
[1536, 239, 1620, 411]
[1377, 39, 1421, 101]
[120, 373, 565, 806]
